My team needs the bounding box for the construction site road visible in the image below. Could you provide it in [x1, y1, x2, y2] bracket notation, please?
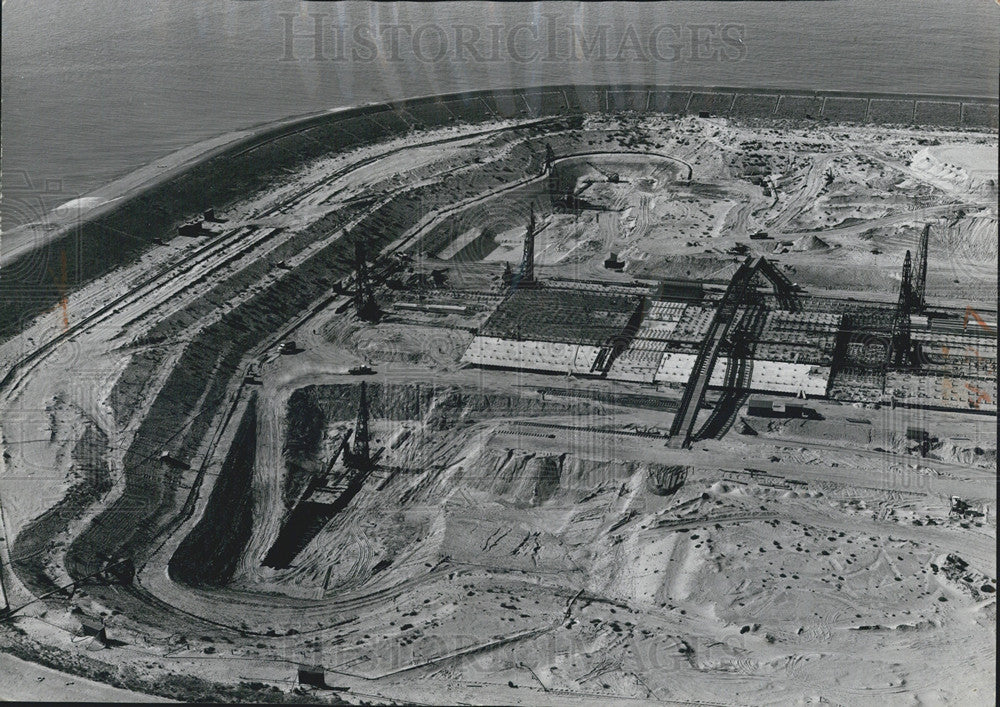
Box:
[268, 357, 992, 498]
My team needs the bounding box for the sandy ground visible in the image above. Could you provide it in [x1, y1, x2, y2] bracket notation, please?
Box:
[0, 652, 172, 702]
[0, 112, 995, 704]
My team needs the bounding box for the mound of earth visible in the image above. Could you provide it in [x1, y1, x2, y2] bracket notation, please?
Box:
[791, 234, 831, 251]
[943, 210, 999, 262]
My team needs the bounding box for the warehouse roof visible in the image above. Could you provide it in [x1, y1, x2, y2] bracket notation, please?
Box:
[479, 287, 642, 346]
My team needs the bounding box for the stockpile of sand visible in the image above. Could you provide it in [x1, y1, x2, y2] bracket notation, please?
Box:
[933, 438, 997, 468]
[912, 144, 999, 193]
[791, 233, 831, 251]
[943, 211, 999, 262]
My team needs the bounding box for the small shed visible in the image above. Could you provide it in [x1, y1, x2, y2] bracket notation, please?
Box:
[747, 397, 774, 416]
[178, 221, 207, 237]
[747, 397, 807, 418]
[604, 252, 624, 271]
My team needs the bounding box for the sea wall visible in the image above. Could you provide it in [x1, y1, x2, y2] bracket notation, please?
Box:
[2, 84, 996, 339]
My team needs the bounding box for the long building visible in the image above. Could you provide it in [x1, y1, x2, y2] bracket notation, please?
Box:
[461, 260, 997, 410]
[463, 286, 643, 375]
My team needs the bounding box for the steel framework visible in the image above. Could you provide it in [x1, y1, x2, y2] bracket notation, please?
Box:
[668, 257, 800, 449]
[913, 224, 930, 312]
[345, 382, 372, 470]
[891, 250, 913, 367]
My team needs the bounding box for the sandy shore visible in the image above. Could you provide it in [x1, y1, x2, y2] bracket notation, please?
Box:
[0, 107, 357, 268]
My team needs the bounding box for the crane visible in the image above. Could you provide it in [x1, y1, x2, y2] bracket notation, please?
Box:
[333, 235, 381, 322]
[587, 161, 621, 183]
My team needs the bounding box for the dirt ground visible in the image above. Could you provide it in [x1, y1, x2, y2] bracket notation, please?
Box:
[1, 111, 995, 704]
[0, 652, 171, 703]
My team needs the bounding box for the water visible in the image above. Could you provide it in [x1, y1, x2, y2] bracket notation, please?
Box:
[2, 0, 997, 229]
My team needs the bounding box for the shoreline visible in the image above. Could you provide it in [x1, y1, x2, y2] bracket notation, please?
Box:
[1, 83, 996, 338]
[4, 83, 997, 266]
[0, 105, 369, 267]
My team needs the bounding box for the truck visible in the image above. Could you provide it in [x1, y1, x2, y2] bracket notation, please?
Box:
[331, 364, 376, 375]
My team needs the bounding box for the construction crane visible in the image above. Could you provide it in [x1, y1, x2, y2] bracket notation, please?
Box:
[912, 223, 930, 313]
[891, 250, 913, 367]
[508, 205, 538, 291]
[344, 382, 372, 470]
[545, 143, 561, 203]
[522, 205, 535, 285]
[553, 177, 597, 214]
[335, 236, 381, 322]
[587, 161, 620, 183]
[353, 239, 380, 322]
[545, 142, 556, 173]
